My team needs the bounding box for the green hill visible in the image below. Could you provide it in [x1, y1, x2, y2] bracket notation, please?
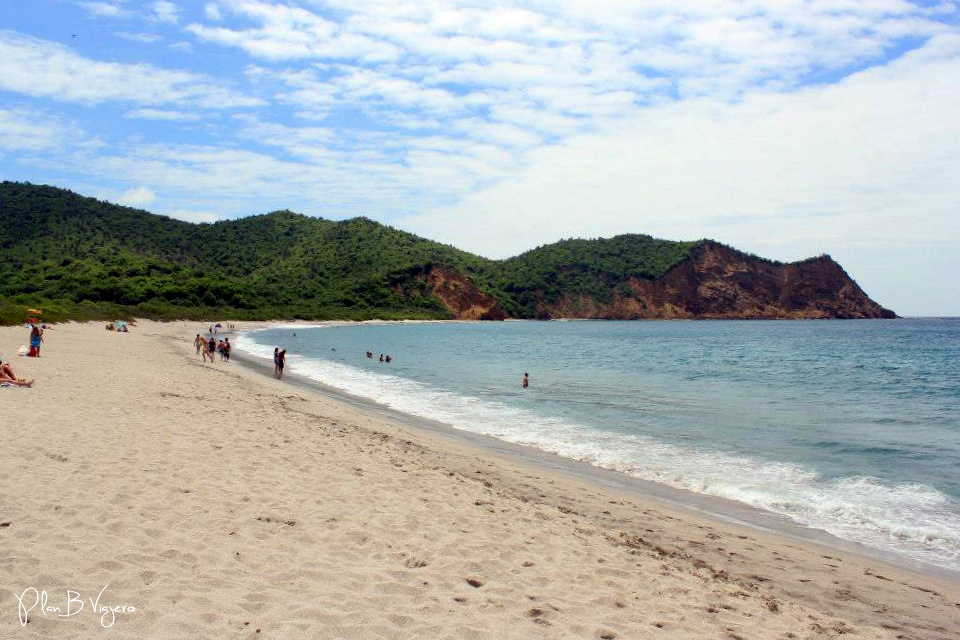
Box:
[1, 181, 891, 324]
[0, 182, 695, 323]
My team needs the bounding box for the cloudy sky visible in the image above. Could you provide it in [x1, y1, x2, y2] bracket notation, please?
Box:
[2, 1, 958, 315]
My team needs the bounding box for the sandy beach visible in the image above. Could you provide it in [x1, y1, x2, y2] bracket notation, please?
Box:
[1, 321, 959, 640]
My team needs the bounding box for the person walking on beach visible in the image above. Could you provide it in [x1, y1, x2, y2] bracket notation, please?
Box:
[223, 338, 231, 362]
[274, 348, 280, 377]
[522, 372, 529, 388]
[277, 349, 286, 379]
[194, 334, 203, 357]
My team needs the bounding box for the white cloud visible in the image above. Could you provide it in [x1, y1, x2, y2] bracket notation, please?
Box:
[187, 3, 399, 62]
[0, 31, 262, 109]
[168, 210, 221, 223]
[0, 108, 64, 153]
[26, 122, 503, 230]
[116, 31, 163, 43]
[185, 0, 955, 165]
[117, 186, 157, 207]
[125, 108, 200, 121]
[79, 1, 129, 19]
[151, 1, 179, 24]
[235, 115, 336, 148]
[398, 34, 960, 264]
[204, 3, 222, 21]
[325, 66, 465, 114]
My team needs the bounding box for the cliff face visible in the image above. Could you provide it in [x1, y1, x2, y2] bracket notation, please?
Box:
[418, 265, 507, 321]
[532, 242, 895, 320]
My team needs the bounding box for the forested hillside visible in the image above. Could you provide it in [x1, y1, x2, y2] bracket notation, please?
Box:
[0, 183, 496, 322]
[0, 182, 893, 323]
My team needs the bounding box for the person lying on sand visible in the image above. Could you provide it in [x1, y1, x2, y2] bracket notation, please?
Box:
[0, 374, 35, 387]
[0, 357, 34, 388]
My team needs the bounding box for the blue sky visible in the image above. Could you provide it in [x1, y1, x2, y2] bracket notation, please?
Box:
[2, 1, 959, 315]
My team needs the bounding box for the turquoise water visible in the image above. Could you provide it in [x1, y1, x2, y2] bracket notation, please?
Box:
[239, 319, 960, 570]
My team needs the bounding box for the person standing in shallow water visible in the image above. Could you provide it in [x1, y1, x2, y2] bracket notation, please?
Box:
[522, 372, 529, 388]
[273, 348, 280, 377]
[277, 350, 286, 379]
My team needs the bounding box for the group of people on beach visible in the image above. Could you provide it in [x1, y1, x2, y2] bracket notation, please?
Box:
[195, 334, 231, 363]
[188, 327, 529, 392]
[208, 323, 235, 335]
[193, 326, 287, 378]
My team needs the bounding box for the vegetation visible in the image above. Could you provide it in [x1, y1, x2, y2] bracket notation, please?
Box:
[496, 236, 699, 316]
[0, 182, 702, 324]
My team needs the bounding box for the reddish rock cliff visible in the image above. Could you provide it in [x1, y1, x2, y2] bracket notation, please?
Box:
[418, 265, 507, 320]
[532, 241, 895, 320]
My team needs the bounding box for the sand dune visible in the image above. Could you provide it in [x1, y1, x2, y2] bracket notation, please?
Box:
[1, 321, 958, 639]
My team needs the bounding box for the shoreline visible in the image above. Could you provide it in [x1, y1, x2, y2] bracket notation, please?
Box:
[231, 328, 959, 584]
[3, 320, 959, 639]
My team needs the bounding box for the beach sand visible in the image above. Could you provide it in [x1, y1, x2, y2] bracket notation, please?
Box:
[1, 321, 958, 639]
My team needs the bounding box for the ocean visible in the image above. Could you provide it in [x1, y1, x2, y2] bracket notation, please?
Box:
[237, 319, 960, 572]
